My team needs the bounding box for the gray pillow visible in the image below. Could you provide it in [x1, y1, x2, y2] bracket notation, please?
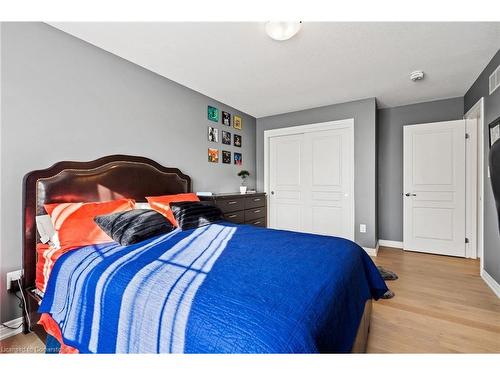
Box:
[170, 201, 223, 230]
[94, 209, 175, 246]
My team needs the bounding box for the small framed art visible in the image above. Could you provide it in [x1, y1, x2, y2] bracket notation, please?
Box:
[208, 106, 219, 122]
[222, 150, 231, 164]
[234, 134, 242, 147]
[234, 152, 242, 165]
[222, 130, 231, 145]
[234, 115, 242, 130]
[222, 111, 231, 126]
[489, 116, 500, 148]
[208, 148, 219, 163]
[208, 126, 218, 142]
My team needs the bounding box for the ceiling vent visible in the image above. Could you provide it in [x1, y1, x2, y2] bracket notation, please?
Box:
[490, 65, 500, 95]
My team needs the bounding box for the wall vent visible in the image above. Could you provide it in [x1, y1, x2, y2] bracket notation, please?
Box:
[490, 65, 500, 95]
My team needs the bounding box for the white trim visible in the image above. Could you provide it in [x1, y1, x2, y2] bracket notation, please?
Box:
[0, 317, 24, 340]
[363, 241, 379, 257]
[481, 269, 500, 298]
[465, 116, 478, 259]
[378, 239, 403, 249]
[263, 119, 355, 241]
[464, 98, 485, 266]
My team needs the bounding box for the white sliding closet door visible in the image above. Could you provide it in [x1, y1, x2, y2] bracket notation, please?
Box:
[268, 122, 354, 240]
[269, 134, 304, 232]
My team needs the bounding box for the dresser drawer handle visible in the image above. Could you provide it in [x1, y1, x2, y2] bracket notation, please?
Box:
[253, 198, 261, 202]
[227, 201, 237, 205]
[253, 209, 261, 213]
[253, 221, 261, 225]
[227, 214, 238, 218]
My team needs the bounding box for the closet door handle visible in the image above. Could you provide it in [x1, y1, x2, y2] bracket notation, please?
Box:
[404, 193, 417, 197]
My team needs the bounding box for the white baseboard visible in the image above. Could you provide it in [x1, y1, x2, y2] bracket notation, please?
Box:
[0, 316, 23, 340]
[363, 241, 379, 257]
[481, 269, 500, 298]
[378, 239, 403, 249]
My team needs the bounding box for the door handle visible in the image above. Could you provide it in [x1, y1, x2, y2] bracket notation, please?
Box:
[404, 193, 417, 197]
[271, 191, 275, 195]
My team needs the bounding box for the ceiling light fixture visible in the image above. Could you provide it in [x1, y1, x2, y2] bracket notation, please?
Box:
[265, 22, 302, 41]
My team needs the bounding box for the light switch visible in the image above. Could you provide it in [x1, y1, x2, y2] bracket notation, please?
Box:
[359, 224, 367, 233]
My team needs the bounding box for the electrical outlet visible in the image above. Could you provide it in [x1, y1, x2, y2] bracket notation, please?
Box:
[359, 224, 367, 233]
[6, 270, 23, 291]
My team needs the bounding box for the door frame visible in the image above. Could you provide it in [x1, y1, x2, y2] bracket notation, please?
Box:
[464, 97, 485, 264]
[263, 118, 355, 240]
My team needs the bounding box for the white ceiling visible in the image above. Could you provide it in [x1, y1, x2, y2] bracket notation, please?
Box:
[49, 22, 500, 118]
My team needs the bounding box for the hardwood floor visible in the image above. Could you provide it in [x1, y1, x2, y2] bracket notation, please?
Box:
[0, 332, 44, 354]
[367, 247, 500, 353]
[1, 246, 498, 353]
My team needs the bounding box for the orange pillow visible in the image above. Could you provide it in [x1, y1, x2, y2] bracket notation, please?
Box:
[44, 199, 135, 248]
[146, 193, 199, 226]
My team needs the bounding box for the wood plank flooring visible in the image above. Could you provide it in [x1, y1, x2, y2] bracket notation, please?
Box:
[0, 331, 44, 354]
[367, 247, 500, 353]
[1, 246, 498, 353]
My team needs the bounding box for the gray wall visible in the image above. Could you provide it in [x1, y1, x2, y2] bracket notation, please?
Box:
[464, 49, 500, 285]
[0, 22, 256, 322]
[256, 98, 377, 249]
[377, 97, 465, 241]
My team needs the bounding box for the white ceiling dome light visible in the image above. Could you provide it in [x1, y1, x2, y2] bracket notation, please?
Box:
[265, 22, 302, 41]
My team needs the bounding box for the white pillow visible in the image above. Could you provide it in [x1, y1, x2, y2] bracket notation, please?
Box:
[134, 202, 151, 210]
[36, 215, 60, 248]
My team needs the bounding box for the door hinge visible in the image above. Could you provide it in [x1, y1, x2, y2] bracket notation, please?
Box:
[465, 237, 469, 244]
[465, 133, 470, 139]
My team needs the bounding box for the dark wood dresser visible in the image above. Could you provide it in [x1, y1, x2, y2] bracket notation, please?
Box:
[199, 192, 267, 227]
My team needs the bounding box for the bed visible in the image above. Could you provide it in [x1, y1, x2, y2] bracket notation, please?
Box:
[22, 155, 387, 353]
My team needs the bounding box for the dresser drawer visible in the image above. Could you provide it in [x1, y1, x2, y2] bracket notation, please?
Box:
[245, 217, 266, 227]
[244, 207, 266, 221]
[223, 210, 245, 224]
[245, 195, 266, 209]
[216, 197, 245, 213]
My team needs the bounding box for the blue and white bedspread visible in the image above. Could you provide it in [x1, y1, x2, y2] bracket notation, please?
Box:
[39, 222, 387, 353]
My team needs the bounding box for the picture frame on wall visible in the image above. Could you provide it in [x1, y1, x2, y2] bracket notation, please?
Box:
[234, 152, 242, 165]
[222, 111, 231, 126]
[222, 150, 231, 164]
[222, 130, 231, 145]
[489, 116, 500, 148]
[234, 134, 242, 147]
[208, 106, 219, 122]
[208, 148, 219, 163]
[208, 126, 219, 142]
[233, 115, 242, 130]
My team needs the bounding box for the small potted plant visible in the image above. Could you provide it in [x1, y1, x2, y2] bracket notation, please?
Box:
[238, 170, 250, 194]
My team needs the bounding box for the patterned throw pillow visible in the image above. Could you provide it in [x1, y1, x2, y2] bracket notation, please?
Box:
[94, 209, 175, 246]
[146, 193, 200, 226]
[169, 201, 223, 230]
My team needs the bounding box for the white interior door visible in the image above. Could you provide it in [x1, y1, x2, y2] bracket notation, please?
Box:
[268, 124, 354, 240]
[403, 120, 466, 257]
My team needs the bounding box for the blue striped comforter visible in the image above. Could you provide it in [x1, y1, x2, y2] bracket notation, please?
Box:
[39, 222, 387, 353]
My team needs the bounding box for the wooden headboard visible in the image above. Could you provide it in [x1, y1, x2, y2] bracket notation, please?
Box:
[22, 154, 191, 289]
